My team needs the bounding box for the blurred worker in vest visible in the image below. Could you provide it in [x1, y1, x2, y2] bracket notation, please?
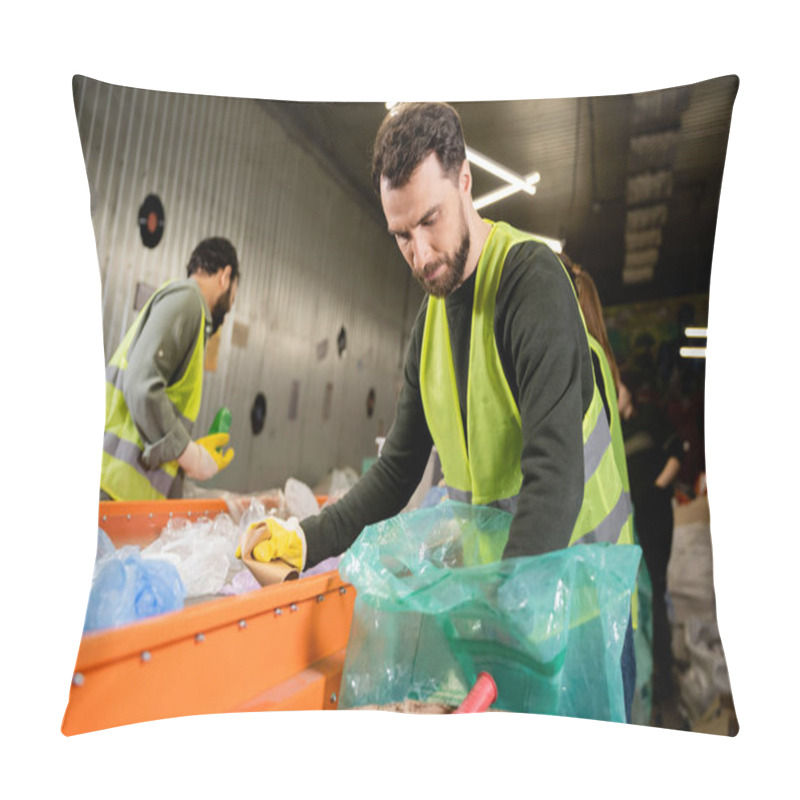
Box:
[100, 237, 239, 502]
[241, 102, 639, 720]
[619, 369, 683, 721]
[563, 256, 633, 542]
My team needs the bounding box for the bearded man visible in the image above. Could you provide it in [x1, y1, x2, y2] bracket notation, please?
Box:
[100, 236, 239, 501]
[249, 103, 637, 718]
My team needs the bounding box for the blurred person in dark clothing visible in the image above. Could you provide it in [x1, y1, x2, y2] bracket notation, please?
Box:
[619, 370, 683, 716]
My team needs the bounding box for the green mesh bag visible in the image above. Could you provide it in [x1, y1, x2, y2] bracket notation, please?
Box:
[338, 501, 641, 721]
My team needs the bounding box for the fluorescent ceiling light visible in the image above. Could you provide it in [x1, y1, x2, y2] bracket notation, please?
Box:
[685, 327, 708, 338]
[473, 172, 540, 210]
[679, 347, 707, 359]
[466, 146, 539, 196]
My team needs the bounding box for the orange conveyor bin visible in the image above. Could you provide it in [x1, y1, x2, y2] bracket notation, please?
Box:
[61, 498, 356, 736]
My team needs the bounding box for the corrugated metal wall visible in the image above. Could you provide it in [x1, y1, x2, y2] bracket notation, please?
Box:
[73, 75, 423, 492]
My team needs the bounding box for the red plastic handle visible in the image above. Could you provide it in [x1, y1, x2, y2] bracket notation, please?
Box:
[453, 672, 498, 714]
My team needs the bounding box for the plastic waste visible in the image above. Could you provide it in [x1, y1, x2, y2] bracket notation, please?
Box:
[221, 568, 261, 596]
[141, 511, 243, 597]
[84, 548, 185, 632]
[338, 501, 641, 722]
[238, 497, 269, 531]
[96, 527, 116, 562]
[284, 477, 319, 520]
[419, 486, 448, 509]
[208, 406, 233, 435]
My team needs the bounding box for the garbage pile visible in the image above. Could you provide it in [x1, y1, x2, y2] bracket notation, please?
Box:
[86, 477, 346, 633]
[667, 493, 737, 733]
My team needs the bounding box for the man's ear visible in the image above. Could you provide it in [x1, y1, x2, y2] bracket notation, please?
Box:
[459, 158, 472, 196]
[220, 264, 232, 291]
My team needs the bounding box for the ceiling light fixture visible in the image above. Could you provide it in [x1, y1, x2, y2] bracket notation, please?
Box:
[466, 146, 539, 196]
[685, 327, 708, 338]
[473, 172, 540, 211]
[679, 347, 707, 359]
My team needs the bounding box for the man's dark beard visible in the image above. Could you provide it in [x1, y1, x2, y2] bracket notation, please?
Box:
[415, 227, 471, 298]
[210, 287, 232, 335]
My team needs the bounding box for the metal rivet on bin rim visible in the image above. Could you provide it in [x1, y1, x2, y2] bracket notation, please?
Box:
[274, 608, 283, 617]
[339, 586, 346, 595]
[195, 633, 205, 643]
[72, 673, 84, 687]
[238, 619, 247, 629]
[141, 651, 151, 662]
[330, 693, 337, 704]
[290, 603, 298, 612]
[317, 594, 324, 603]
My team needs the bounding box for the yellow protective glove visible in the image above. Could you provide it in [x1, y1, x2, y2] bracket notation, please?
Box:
[196, 432, 235, 471]
[236, 516, 307, 571]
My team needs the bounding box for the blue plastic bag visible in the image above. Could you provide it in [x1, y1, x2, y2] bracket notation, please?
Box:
[84, 547, 186, 632]
[338, 501, 641, 721]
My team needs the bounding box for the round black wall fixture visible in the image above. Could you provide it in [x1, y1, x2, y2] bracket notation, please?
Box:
[251, 392, 267, 435]
[138, 194, 165, 248]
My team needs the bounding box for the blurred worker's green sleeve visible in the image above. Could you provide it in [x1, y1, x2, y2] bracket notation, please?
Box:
[123, 286, 206, 469]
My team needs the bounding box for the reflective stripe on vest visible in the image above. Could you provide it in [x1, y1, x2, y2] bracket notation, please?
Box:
[420, 220, 630, 550]
[585, 333, 637, 622]
[584, 334, 634, 547]
[105, 363, 197, 432]
[100, 281, 206, 501]
[586, 334, 631, 493]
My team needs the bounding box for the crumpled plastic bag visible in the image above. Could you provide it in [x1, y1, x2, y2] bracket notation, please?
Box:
[677, 618, 733, 722]
[95, 527, 116, 563]
[220, 568, 261, 596]
[84, 537, 185, 632]
[338, 501, 641, 722]
[141, 509, 246, 597]
[284, 477, 320, 519]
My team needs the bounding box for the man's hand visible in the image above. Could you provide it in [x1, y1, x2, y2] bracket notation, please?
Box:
[176, 437, 226, 481]
[196, 432, 235, 471]
[236, 516, 307, 571]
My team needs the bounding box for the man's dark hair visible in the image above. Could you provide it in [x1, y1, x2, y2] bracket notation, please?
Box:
[187, 237, 240, 282]
[371, 102, 467, 195]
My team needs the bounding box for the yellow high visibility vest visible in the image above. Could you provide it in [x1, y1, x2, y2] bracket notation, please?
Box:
[419, 221, 634, 550]
[100, 281, 206, 501]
